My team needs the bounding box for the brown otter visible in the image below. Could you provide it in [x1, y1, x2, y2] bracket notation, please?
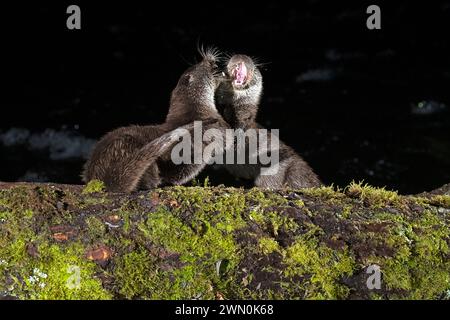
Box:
[215, 54, 322, 189]
[83, 48, 230, 192]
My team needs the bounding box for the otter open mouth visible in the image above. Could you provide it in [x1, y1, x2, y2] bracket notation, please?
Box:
[232, 62, 248, 86]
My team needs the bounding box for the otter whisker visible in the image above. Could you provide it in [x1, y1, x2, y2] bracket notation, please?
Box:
[198, 44, 223, 63]
[251, 55, 271, 69]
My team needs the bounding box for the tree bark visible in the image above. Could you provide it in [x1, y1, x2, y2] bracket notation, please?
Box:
[0, 181, 449, 300]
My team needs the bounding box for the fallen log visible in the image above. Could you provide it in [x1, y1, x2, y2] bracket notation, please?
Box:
[0, 180, 449, 299]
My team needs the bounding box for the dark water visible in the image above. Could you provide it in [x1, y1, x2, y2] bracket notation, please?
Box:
[1, 2, 450, 194]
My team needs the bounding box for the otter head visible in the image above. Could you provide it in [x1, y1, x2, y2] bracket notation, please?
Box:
[225, 54, 260, 91]
[218, 54, 263, 108]
[166, 47, 223, 125]
[172, 47, 222, 106]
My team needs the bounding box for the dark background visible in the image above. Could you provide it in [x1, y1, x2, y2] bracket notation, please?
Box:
[1, 1, 450, 194]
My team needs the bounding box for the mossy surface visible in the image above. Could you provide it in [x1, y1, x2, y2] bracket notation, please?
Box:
[0, 181, 449, 300]
[82, 179, 105, 194]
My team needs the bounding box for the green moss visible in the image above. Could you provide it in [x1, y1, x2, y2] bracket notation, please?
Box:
[249, 209, 265, 225]
[300, 185, 342, 199]
[22, 209, 34, 219]
[283, 235, 355, 299]
[111, 189, 248, 299]
[0, 211, 7, 222]
[0, 237, 29, 268]
[406, 210, 449, 299]
[190, 177, 211, 188]
[82, 180, 106, 194]
[245, 188, 288, 208]
[121, 210, 132, 233]
[0, 209, 34, 222]
[249, 209, 298, 236]
[31, 243, 111, 299]
[114, 248, 157, 299]
[363, 209, 450, 299]
[0, 211, 10, 223]
[1, 240, 111, 299]
[141, 208, 238, 266]
[293, 199, 305, 207]
[270, 211, 299, 236]
[0, 187, 36, 211]
[162, 186, 247, 233]
[0, 186, 110, 299]
[164, 186, 214, 209]
[1, 182, 449, 300]
[340, 205, 353, 219]
[114, 204, 240, 299]
[258, 237, 280, 255]
[203, 177, 211, 188]
[346, 181, 400, 208]
[81, 197, 110, 207]
[425, 195, 450, 208]
[369, 293, 384, 300]
[85, 216, 106, 240]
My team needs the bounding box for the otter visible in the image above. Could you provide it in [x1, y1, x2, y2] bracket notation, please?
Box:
[215, 54, 322, 189]
[83, 48, 230, 192]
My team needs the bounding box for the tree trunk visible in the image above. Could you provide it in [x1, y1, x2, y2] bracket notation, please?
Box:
[0, 181, 449, 300]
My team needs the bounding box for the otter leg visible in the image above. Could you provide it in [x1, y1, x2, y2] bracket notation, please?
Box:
[138, 164, 161, 190]
[84, 134, 145, 190]
[283, 158, 323, 188]
[159, 119, 230, 186]
[254, 160, 289, 189]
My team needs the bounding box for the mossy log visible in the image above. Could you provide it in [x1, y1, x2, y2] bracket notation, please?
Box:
[0, 180, 449, 300]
